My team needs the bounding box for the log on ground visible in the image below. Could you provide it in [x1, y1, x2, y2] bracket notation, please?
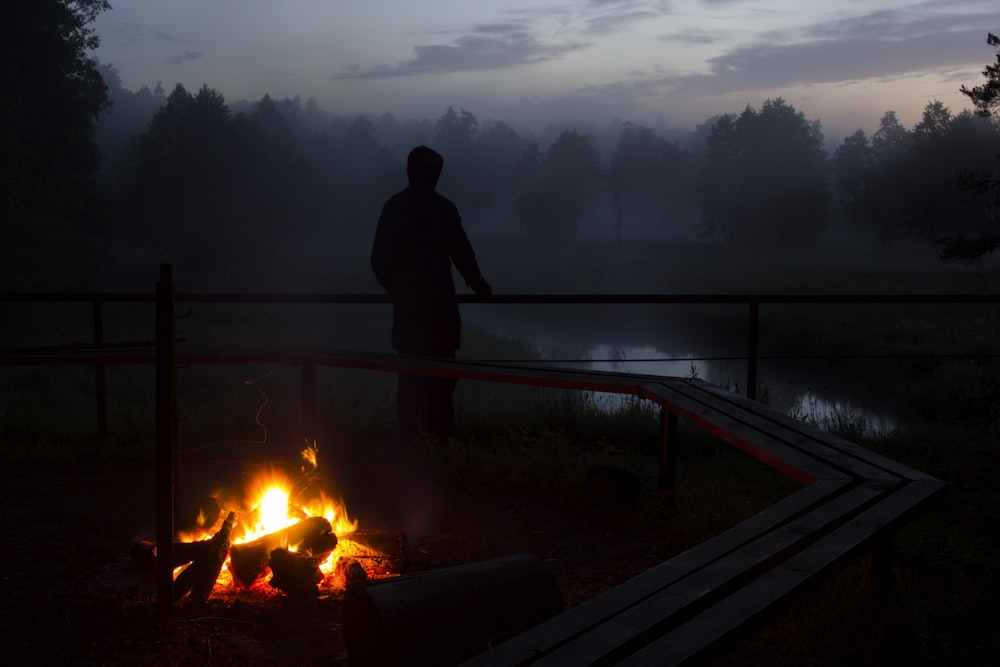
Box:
[343, 552, 563, 667]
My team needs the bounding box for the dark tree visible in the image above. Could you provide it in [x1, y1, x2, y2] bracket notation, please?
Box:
[2, 0, 111, 289]
[434, 107, 479, 151]
[518, 130, 602, 240]
[699, 98, 828, 247]
[844, 100, 998, 250]
[95, 63, 166, 176]
[117, 84, 253, 270]
[607, 123, 699, 242]
[960, 33, 1000, 118]
[471, 121, 532, 233]
[832, 129, 874, 225]
[940, 33, 1000, 260]
[847, 111, 914, 246]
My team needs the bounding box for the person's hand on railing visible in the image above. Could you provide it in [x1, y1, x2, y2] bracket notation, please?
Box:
[470, 276, 492, 299]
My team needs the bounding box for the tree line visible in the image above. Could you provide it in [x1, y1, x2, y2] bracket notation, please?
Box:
[4, 1, 999, 291]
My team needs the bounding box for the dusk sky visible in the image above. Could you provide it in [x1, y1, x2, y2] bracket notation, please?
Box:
[90, 0, 998, 141]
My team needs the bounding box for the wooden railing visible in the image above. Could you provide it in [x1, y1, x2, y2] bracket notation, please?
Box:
[2, 289, 996, 439]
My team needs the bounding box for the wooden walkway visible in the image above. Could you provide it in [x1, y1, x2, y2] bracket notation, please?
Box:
[176, 349, 942, 665]
[291, 351, 944, 666]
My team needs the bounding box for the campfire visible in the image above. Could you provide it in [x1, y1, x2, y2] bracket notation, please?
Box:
[133, 443, 406, 603]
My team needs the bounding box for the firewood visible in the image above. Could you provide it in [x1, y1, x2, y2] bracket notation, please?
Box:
[229, 516, 334, 588]
[343, 553, 563, 667]
[334, 557, 369, 586]
[298, 530, 339, 560]
[131, 538, 217, 569]
[268, 548, 322, 598]
[172, 511, 236, 603]
[335, 529, 408, 576]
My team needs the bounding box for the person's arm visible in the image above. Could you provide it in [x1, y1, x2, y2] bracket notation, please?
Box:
[447, 209, 491, 297]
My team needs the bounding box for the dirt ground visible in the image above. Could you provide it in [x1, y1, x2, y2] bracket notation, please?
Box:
[2, 436, 996, 666]
[0, 440, 675, 667]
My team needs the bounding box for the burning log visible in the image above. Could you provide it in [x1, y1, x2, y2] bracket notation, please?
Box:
[336, 529, 409, 577]
[268, 548, 323, 598]
[335, 558, 369, 586]
[229, 516, 336, 588]
[343, 553, 563, 667]
[173, 511, 236, 603]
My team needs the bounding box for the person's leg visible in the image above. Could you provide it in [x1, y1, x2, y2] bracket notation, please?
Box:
[396, 372, 423, 443]
[425, 375, 458, 441]
[422, 348, 457, 443]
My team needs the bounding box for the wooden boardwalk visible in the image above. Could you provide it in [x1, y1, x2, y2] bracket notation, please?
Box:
[288, 351, 943, 666]
[164, 348, 942, 666]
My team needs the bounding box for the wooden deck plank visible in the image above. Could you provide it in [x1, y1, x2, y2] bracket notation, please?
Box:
[459, 479, 852, 667]
[639, 382, 842, 484]
[469, 481, 890, 667]
[617, 480, 946, 666]
[687, 380, 943, 483]
[652, 380, 902, 483]
[525, 481, 892, 667]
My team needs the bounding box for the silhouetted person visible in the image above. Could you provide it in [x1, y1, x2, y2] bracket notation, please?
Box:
[371, 145, 491, 445]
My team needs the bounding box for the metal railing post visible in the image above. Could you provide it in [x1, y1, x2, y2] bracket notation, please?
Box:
[93, 298, 107, 439]
[658, 408, 678, 491]
[747, 301, 759, 400]
[155, 265, 177, 619]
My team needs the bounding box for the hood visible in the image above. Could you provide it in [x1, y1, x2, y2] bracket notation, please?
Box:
[406, 145, 444, 190]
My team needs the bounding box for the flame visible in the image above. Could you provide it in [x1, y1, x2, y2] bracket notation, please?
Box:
[179, 442, 362, 595]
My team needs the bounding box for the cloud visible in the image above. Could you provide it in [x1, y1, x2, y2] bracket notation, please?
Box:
[582, 1, 666, 35]
[165, 50, 202, 66]
[574, 4, 995, 105]
[114, 22, 185, 48]
[332, 23, 587, 79]
[331, 2, 673, 80]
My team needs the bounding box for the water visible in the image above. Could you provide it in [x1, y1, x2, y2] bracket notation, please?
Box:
[466, 307, 899, 435]
[560, 342, 896, 435]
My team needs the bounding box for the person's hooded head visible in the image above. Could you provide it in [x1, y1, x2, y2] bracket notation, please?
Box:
[407, 145, 444, 191]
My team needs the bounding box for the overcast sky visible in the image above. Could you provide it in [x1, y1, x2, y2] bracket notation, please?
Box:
[90, 0, 998, 141]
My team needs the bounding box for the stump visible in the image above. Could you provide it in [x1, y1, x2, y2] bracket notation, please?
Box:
[343, 552, 563, 667]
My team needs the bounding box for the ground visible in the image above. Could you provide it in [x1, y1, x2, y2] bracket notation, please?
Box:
[1, 433, 996, 666]
[0, 441, 672, 666]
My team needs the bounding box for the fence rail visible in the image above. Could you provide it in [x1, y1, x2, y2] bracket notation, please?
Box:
[2, 290, 998, 438]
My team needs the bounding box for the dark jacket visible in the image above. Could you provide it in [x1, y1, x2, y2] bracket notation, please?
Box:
[371, 147, 489, 353]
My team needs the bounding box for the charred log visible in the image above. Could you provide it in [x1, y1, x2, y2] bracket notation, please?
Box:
[268, 548, 323, 598]
[343, 553, 563, 667]
[229, 516, 335, 588]
[334, 557, 369, 586]
[132, 538, 220, 570]
[336, 529, 408, 577]
[173, 511, 236, 603]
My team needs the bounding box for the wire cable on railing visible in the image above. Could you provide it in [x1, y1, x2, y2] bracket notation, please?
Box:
[470, 352, 999, 365]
